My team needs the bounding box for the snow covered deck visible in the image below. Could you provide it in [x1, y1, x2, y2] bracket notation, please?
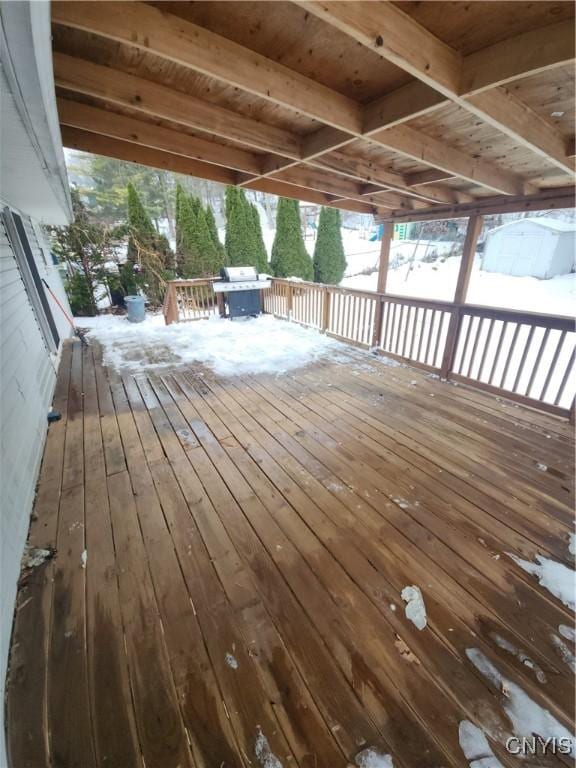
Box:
[7, 332, 575, 768]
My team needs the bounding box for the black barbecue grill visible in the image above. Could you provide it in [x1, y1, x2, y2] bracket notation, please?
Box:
[213, 266, 271, 319]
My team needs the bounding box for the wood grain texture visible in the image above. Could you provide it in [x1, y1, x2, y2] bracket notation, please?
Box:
[6, 338, 574, 768]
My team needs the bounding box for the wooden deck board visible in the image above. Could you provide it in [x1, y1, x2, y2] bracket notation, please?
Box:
[6, 339, 575, 768]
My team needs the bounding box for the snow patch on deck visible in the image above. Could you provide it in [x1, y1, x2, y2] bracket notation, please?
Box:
[80, 313, 348, 376]
[354, 747, 394, 767]
[490, 632, 547, 683]
[254, 727, 283, 768]
[466, 648, 574, 756]
[551, 634, 575, 673]
[507, 552, 575, 611]
[458, 720, 503, 768]
[401, 585, 427, 630]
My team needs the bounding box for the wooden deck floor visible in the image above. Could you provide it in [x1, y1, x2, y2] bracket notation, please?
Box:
[7, 338, 575, 768]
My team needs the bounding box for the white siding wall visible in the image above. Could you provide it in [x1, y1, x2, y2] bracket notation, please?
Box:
[0, 208, 71, 765]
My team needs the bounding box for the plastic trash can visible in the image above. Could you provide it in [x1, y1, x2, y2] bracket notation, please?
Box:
[125, 295, 146, 323]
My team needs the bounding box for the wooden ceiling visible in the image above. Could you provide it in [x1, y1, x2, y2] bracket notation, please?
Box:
[52, 1, 576, 221]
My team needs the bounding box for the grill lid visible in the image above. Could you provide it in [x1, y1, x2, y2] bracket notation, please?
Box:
[220, 266, 258, 282]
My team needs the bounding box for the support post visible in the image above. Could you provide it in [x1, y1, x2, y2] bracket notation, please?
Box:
[440, 214, 483, 378]
[163, 283, 178, 325]
[286, 281, 294, 319]
[371, 224, 393, 348]
[322, 287, 331, 332]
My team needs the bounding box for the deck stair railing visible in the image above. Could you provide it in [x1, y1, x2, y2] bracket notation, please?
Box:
[163, 277, 575, 419]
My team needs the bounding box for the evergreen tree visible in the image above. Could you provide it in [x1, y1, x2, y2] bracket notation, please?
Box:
[127, 181, 156, 263]
[249, 203, 269, 273]
[126, 182, 174, 302]
[270, 198, 313, 280]
[313, 207, 347, 284]
[178, 192, 203, 278]
[205, 203, 226, 264]
[225, 186, 250, 266]
[195, 203, 221, 276]
[49, 188, 116, 316]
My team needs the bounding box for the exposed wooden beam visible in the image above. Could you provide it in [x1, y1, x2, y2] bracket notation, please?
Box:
[314, 150, 470, 204]
[62, 125, 388, 215]
[405, 169, 456, 186]
[363, 80, 447, 134]
[241, 177, 378, 214]
[51, 5, 504, 199]
[52, 0, 363, 133]
[460, 20, 575, 95]
[300, 2, 575, 177]
[465, 89, 576, 175]
[368, 126, 528, 196]
[296, 1, 462, 95]
[61, 126, 238, 185]
[57, 97, 264, 175]
[53, 52, 302, 159]
[376, 187, 575, 223]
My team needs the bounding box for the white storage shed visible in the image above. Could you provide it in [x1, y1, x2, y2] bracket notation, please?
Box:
[482, 217, 575, 279]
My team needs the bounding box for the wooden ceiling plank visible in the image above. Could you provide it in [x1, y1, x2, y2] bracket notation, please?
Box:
[53, 53, 302, 159]
[295, 0, 462, 95]
[52, 0, 363, 133]
[405, 169, 456, 186]
[366, 125, 528, 196]
[363, 80, 447, 134]
[313, 150, 466, 204]
[465, 89, 576, 176]
[460, 20, 575, 95]
[57, 97, 264, 176]
[300, 1, 575, 179]
[52, 4, 489, 200]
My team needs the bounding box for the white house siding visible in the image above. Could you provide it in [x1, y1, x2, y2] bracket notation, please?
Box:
[0, 208, 71, 765]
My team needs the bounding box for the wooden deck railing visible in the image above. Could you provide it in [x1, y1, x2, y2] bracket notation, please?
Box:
[163, 277, 575, 419]
[263, 278, 575, 419]
[163, 278, 222, 324]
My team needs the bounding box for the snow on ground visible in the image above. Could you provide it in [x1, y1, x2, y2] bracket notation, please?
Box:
[466, 648, 575, 756]
[400, 585, 427, 631]
[342, 253, 576, 315]
[78, 312, 345, 376]
[507, 553, 575, 611]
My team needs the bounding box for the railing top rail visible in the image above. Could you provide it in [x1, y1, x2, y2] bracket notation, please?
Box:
[268, 277, 574, 328]
[168, 277, 218, 287]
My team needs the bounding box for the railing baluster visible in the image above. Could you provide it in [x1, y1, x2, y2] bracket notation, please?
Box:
[466, 316, 483, 379]
[540, 330, 567, 401]
[554, 347, 575, 406]
[525, 327, 551, 397]
[433, 311, 446, 368]
[512, 325, 536, 393]
[424, 308, 436, 366]
[488, 321, 507, 385]
[477, 317, 495, 381]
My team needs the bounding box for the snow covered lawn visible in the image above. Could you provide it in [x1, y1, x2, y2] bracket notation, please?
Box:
[78, 313, 345, 376]
[342, 254, 576, 316]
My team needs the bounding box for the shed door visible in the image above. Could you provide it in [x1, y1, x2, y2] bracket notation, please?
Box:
[501, 233, 543, 277]
[2, 207, 60, 352]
